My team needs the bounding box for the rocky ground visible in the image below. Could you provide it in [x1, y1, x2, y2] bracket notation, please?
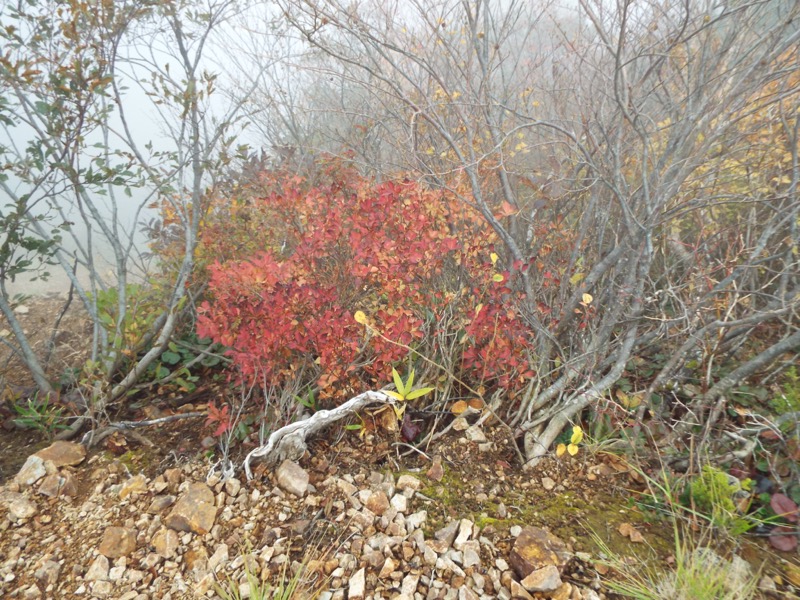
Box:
[1, 416, 796, 600]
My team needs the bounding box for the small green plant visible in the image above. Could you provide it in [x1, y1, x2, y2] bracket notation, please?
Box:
[385, 366, 434, 419]
[593, 468, 760, 600]
[594, 533, 759, 600]
[770, 367, 800, 416]
[145, 334, 223, 393]
[213, 549, 322, 600]
[685, 465, 753, 533]
[91, 283, 160, 356]
[295, 387, 318, 413]
[11, 393, 68, 437]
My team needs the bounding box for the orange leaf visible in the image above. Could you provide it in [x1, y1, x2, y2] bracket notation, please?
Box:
[496, 200, 518, 218]
[450, 400, 468, 415]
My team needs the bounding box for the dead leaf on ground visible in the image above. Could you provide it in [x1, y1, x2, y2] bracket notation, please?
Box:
[618, 522, 645, 543]
[785, 562, 800, 587]
[588, 464, 614, 478]
[602, 453, 631, 473]
[104, 432, 129, 455]
[450, 400, 468, 415]
[426, 455, 444, 482]
[450, 398, 484, 415]
[374, 406, 398, 432]
[768, 526, 798, 552]
[628, 470, 645, 484]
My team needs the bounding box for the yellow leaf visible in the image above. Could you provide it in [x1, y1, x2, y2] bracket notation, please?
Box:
[570, 272, 585, 285]
[490, 252, 499, 265]
[386, 390, 405, 401]
[616, 389, 643, 410]
[556, 443, 567, 457]
[570, 426, 584, 445]
[474, 303, 483, 316]
[492, 274, 504, 282]
[567, 443, 579, 456]
[582, 293, 593, 305]
[354, 311, 367, 324]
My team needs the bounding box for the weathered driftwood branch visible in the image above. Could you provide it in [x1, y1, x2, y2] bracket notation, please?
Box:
[243, 390, 395, 480]
[79, 412, 206, 448]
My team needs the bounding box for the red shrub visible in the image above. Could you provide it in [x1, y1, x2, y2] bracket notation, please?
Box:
[196, 166, 541, 403]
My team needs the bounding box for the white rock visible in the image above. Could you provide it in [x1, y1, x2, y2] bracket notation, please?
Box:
[238, 582, 252, 599]
[348, 567, 366, 599]
[379, 557, 396, 579]
[465, 426, 487, 443]
[14, 456, 47, 487]
[208, 544, 229, 572]
[390, 493, 408, 513]
[452, 417, 469, 431]
[406, 510, 427, 531]
[453, 518, 474, 550]
[224, 478, 241, 497]
[396, 474, 422, 492]
[86, 555, 110, 582]
[400, 572, 420, 597]
[521, 565, 562, 593]
[276, 460, 309, 497]
[6, 494, 37, 521]
[458, 586, 480, 600]
[462, 540, 481, 568]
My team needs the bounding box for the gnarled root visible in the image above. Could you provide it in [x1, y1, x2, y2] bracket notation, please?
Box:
[243, 390, 394, 480]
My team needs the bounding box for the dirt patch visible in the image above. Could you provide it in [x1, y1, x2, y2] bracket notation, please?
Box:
[0, 293, 91, 395]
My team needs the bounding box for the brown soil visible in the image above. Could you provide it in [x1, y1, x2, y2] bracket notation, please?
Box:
[0, 293, 90, 393]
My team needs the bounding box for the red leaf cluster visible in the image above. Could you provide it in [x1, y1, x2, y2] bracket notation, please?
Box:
[196, 165, 540, 402]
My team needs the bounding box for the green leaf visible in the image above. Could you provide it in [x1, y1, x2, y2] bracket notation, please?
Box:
[161, 351, 181, 365]
[174, 377, 196, 392]
[201, 355, 221, 367]
[406, 368, 415, 391]
[392, 367, 405, 397]
[405, 387, 434, 400]
[344, 423, 363, 431]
